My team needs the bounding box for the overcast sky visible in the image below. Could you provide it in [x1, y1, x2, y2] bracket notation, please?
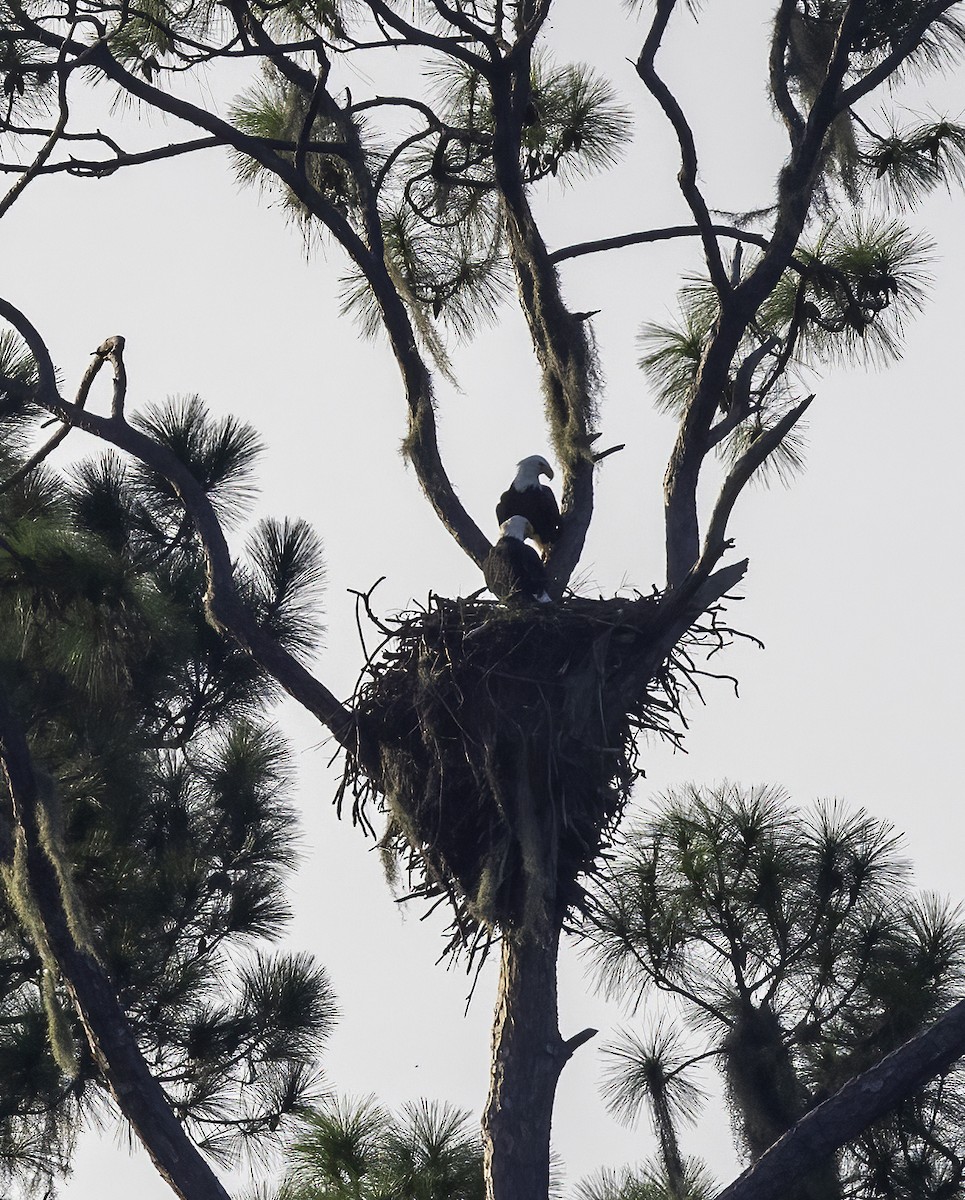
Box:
[2, 1, 964, 1196]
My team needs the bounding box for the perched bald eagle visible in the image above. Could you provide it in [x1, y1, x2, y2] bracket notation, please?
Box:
[495, 455, 559, 554]
[484, 517, 552, 604]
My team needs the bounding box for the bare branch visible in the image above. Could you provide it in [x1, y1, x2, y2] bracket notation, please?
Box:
[635, 1, 729, 297]
[706, 337, 781, 450]
[1, 333, 127, 495]
[697, 395, 814, 577]
[0, 136, 355, 180]
[592, 443, 625, 464]
[102, 336, 127, 420]
[562, 1027, 597, 1057]
[40, 136, 223, 178]
[374, 126, 437, 195]
[550, 225, 773, 266]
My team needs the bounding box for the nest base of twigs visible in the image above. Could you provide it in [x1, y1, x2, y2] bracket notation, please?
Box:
[339, 592, 725, 956]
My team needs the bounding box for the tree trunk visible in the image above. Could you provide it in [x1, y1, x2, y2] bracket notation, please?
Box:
[482, 922, 565, 1200]
[726, 1004, 840, 1200]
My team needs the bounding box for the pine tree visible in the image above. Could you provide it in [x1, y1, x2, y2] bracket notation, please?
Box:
[0, 5, 964, 1200]
[0, 359, 335, 1197]
[586, 784, 965, 1200]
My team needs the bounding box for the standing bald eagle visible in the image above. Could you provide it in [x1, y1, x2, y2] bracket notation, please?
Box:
[495, 455, 559, 555]
[484, 517, 552, 604]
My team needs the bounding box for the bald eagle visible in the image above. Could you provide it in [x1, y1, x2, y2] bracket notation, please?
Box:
[495, 455, 559, 555]
[484, 517, 552, 604]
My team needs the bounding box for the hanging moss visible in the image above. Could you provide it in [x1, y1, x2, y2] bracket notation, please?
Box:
[786, 11, 861, 195]
[41, 969, 78, 1080]
[34, 772, 95, 956]
[340, 594, 692, 952]
[1, 833, 80, 1081]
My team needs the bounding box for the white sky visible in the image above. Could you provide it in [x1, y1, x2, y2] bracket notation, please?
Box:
[1, 1, 963, 1196]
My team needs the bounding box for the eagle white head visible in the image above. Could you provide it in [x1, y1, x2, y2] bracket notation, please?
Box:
[514, 455, 554, 488]
[500, 515, 535, 541]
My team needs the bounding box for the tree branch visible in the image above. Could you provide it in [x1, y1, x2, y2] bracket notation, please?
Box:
[696, 394, 814, 579]
[429, 0, 500, 57]
[17, 17, 490, 571]
[488, 57, 596, 593]
[0, 299, 360, 752]
[716, 997, 965, 1200]
[0, 685, 232, 1200]
[840, 0, 963, 107]
[508, 0, 554, 58]
[706, 336, 781, 450]
[550, 225, 773, 265]
[661, 1, 875, 588]
[363, 0, 493, 73]
[634, 0, 729, 297]
[0, 40, 70, 219]
[769, 0, 805, 143]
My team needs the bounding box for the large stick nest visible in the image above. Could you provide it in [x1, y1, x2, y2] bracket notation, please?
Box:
[340, 594, 710, 954]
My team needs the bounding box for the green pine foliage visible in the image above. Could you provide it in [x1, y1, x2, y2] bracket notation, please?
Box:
[575, 1160, 717, 1200]
[232, 45, 630, 356]
[104, 1, 348, 81]
[859, 117, 965, 208]
[269, 1094, 484, 1200]
[0, 389, 332, 1193]
[230, 64, 364, 228]
[585, 784, 965, 1199]
[0, 5, 57, 126]
[638, 215, 933, 484]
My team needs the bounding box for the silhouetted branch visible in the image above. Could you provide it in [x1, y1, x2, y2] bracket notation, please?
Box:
[698, 395, 814, 576]
[550, 225, 772, 265]
[841, 0, 963, 107]
[635, 0, 729, 296]
[428, 0, 500, 56]
[364, 0, 493, 72]
[0, 42, 70, 218]
[716, 998, 965, 1200]
[769, 0, 805, 141]
[0, 299, 358, 751]
[592, 443, 625, 464]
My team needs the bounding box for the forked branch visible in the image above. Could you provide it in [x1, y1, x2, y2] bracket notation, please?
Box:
[0, 300, 358, 751]
[697, 394, 814, 577]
